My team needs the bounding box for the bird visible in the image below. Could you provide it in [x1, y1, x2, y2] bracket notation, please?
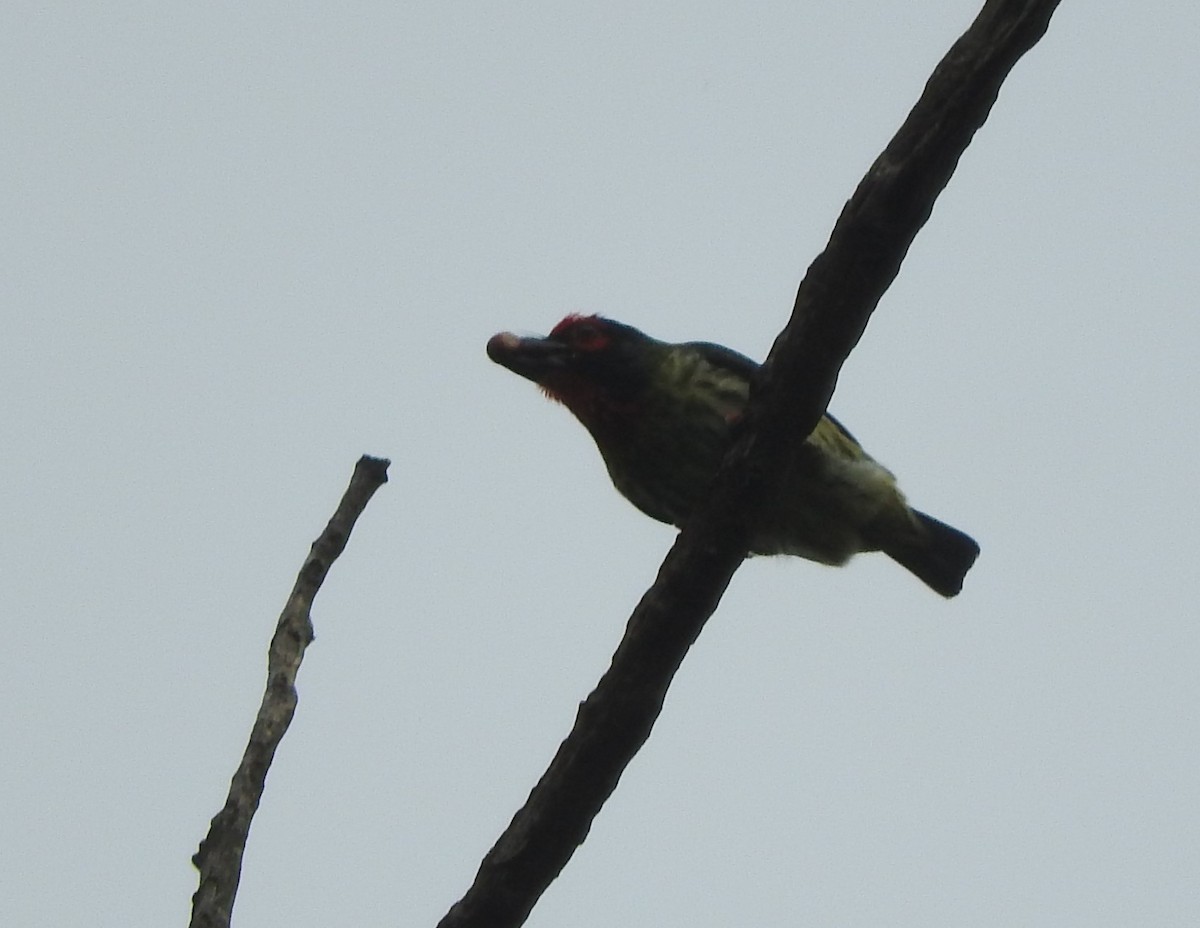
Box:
[487, 314, 979, 597]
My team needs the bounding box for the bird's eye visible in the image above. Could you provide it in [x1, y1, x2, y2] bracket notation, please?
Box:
[550, 314, 611, 352]
[571, 323, 607, 351]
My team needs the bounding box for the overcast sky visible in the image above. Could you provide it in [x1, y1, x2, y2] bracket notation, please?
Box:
[3, 2, 1198, 926]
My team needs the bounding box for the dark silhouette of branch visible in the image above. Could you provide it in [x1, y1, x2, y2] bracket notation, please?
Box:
[437, 2, 1061, 926]
[190, 455, 390, 928]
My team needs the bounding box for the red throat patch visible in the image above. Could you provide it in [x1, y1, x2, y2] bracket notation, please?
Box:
[539, 369, 635, 433]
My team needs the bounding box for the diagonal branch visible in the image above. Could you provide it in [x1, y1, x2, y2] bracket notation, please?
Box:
[190, 455, 390, 928]
[438, 1, 1061, 926]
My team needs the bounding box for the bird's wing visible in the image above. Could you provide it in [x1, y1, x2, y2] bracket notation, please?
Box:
[809, 414, 873, 464]
[684, 340, 872, 464]
[682, 340, 762, 381]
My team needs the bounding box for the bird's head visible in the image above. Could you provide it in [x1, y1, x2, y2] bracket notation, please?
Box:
[487, 315, 660, 427]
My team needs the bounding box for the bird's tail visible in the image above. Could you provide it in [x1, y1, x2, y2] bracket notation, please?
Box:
[882, 510, 980, 598]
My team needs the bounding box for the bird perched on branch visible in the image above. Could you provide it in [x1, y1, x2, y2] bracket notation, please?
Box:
[487, 314, 979, 597]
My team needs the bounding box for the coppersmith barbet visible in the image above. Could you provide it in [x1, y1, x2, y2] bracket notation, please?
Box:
[487, 314, 979, 597]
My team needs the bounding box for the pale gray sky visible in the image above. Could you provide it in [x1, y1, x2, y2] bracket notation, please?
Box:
[3, 2, 1198, 926]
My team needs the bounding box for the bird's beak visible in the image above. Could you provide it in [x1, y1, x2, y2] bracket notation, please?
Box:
[486, 331, 571, 384]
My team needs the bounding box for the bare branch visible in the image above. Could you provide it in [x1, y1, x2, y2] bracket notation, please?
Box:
[190, 455, 390, 928]
[437, 1, 1061, 926]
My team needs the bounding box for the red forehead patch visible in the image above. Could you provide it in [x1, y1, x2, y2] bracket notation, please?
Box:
[549, 314, 612, 352]
[549, 313, 601, 338]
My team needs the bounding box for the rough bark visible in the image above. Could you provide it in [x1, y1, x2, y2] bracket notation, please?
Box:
[190, 455, 390, 928]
